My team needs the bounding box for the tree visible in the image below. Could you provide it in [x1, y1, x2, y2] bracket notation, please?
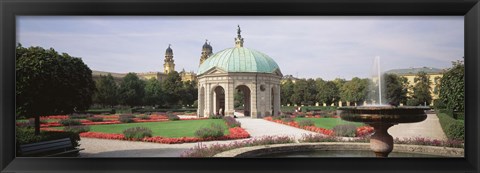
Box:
[304, 78, 318, 106]
[162, 71, 183, 107]
[410, 71, 432, 106]
[234, 89, 245, 109]
[316, 79, 339, 106]
[384, 73, 408, 106]
[439, 60, 464, 112]
[181, 80, 198, 107]
[93, 74, 119, 107]
[332, 78, 346, 106]
[118, 73, 145, 107]
[16, 45, 95, 135]
[340, 77, 368, 105]
[291, 79, 307, 105]
[144, 78, 163, 107]
[280, 79, 294, 105]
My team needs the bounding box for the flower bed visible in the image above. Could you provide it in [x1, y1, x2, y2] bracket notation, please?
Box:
[78, 127, 250, 144]
[27, 114, 208, 128]
[264, 116, 373, 137]
[181, 135, 295, 157]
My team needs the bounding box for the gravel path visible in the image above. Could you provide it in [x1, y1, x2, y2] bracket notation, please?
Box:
[388, 113, 447, 140]
[235, 117, 316, 139]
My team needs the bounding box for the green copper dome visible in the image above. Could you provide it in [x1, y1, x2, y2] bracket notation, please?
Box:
[198, 47, 282, 76]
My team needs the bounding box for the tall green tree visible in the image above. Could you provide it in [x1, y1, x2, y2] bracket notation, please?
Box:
[410, 71, 432, 106]
[291, 79, 307, 105]
[316, 79, 339, 106]
[340, 77, 368, 105]
[181, 80, 198, 107]
[162, 71, 183, 107]
[332, 78, 346, 106]
[384, 73, 408, 106]
[93, 74, 119, 107]
[280, 79, 294, 105]
[119, 73, 145, 107]
[304, 78, 318, 105]
[144, 78, 163, 107]
[16, 45, 95, 135]
[439, 60, 464, 112]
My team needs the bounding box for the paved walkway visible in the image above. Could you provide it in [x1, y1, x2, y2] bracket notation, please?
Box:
[79, 113, 447, 157]
[388, 113, 447, 140]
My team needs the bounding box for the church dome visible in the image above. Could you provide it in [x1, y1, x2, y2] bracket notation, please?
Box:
[202, 41, 212, 50]
[198, 47, 282, 75]
[165, 44, 173, 55]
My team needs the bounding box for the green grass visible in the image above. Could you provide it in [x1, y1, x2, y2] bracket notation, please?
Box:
[55, 119, 228, 138]
[294, 118, 364, 129]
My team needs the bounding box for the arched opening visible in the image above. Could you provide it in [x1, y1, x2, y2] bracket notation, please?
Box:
[235, 85, 251, 117]
[199, 87, 205, 117]
[211, 86, 225, 116]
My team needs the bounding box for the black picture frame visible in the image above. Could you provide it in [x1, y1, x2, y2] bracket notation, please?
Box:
[1, 0, 479, 173]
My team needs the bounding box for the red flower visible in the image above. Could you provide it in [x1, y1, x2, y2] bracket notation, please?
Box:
[78, 127, 250, 144]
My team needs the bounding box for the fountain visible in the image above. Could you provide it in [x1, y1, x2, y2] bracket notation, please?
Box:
[338, 56, 429, 157]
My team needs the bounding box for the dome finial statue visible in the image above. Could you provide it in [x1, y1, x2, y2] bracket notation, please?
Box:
[237, 25, 241, 37]
[235, 25, 244, 47]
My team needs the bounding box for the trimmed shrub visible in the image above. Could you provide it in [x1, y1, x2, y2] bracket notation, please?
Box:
[59, 119, 82, 126]
[123, 127, 153, 139]
[223, 116, 241, 128]
[209, 113, 223, 119]
[64, 125, 90, 133]
[28, 118, 48, 125]
[85, 109, 116, 115]
[119, 114, 135, 123]
[296, 112, 306, 118]
[332, 124, 357, 137]
[298, 119, 315, 127]
[194, 123, 224, 138]
[132, 108, 197, 113]
[281, 117, 294, 122]
[137, 114, 151, 120]
[167, 112, 180, 121]
[69, 113, 93, 119]
[86, 116, 104, 122]
[273, 113, 289, 120]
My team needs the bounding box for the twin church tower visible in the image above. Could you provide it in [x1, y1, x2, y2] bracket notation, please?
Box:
[162, 39, 213, 74]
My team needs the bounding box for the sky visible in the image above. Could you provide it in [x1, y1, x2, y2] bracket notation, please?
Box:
[17, 16, 464, 80]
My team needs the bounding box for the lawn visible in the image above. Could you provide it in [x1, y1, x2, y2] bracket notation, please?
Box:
[55, 119, 229, 138]
[294, 118, 365, 129]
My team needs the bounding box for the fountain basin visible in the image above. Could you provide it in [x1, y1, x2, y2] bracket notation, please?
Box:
[337, 106, 429, 124]
[213, 143, 463, 157]
[337, 106, 430, 157]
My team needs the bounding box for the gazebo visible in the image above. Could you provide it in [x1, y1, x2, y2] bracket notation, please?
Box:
[197, 26, 283, 118]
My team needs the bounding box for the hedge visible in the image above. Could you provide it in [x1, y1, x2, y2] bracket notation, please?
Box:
[84, 109, 116, 115]
[437, 112, 464, 141]
[16, 126, 81, 156]
[132, 108, 197, 113]
[281, 106, 337, 113]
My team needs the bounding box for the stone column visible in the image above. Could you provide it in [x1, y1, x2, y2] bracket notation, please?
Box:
[250, 83, 258, 118]
[225, 82, 235, 116]
[274, 85, 281, 116]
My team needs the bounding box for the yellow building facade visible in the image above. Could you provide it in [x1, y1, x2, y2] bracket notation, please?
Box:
[92, 44, 198, 82]
[385, 67, 444, 103]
